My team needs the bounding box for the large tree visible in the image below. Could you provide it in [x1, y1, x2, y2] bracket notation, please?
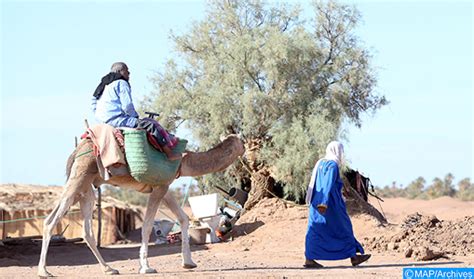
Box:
[405, 177, 426, 199]
[144, 0, 387, 208]
[457, 178, 474, 201]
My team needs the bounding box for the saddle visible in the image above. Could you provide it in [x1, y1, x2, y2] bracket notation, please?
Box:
[85, 124, 187, 187]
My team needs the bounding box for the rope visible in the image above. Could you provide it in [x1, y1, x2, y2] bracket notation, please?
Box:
[366, 179, 387, 220]
[0, 210, 82, 224]
[238, 156, 253, 175]
[263, 187, 308, 208]
[75, 149, 93, 158]
[153, 179, 195, 232]
[375, 197, 387, 221]
[181, 179, 193, 208]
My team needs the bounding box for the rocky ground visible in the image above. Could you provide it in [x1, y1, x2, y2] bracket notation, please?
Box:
[0, 186, 473, 278]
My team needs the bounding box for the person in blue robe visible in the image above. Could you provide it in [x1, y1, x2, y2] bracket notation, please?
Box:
[304, 141, 371, 268]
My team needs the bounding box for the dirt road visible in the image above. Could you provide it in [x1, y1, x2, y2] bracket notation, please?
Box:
[1, 196, 473, 278]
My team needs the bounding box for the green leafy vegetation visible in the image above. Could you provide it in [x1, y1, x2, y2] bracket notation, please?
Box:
[376, 174, 474, 201]
[142, 0, 386, 206]
[103, 183, 201, 206]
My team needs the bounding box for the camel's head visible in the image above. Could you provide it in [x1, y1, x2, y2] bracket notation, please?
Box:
[220, 134, 245, 157]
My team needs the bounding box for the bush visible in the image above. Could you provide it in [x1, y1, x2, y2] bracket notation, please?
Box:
[376, 174, 473, 201]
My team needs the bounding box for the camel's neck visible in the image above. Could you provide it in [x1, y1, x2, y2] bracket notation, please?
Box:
[179, 135, 245, 177]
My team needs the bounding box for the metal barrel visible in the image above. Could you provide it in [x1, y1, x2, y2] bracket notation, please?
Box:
[228, 187, 248, 206]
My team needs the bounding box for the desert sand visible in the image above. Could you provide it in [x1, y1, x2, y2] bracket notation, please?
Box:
[0, 189, 473, 278]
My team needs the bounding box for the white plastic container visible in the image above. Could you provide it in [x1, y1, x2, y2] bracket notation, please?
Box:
[188, 193, 219, 218]
[188, 193, 221, 243]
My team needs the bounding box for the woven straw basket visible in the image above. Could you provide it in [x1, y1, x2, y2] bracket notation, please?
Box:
[123, 129, 187, 185]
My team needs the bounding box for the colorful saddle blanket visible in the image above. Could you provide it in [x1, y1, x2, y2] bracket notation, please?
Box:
[123, 129, 187, 185]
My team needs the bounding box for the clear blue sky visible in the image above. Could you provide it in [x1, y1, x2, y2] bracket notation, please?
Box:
[1, 1, 472, 189]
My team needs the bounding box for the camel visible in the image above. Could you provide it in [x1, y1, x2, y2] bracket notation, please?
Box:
[37, 134, 245, 277]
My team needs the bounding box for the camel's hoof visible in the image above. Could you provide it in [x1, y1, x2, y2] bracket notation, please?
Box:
[139, 267, 157, 274]
[38, 270, 54, 278]
[104, 268, 119, 275]
[182, 262, 197, 269]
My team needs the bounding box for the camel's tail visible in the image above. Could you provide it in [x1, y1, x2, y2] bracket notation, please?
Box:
[66, 148, 78, 181]
[65, 139, 95, 181]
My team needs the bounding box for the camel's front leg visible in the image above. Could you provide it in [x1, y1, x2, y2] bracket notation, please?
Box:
[139, 185, 169, 274]
[162, 192, 197, 269]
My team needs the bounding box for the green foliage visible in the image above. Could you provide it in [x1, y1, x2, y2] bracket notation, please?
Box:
[103, 183, 202, 207]
[169, 183, 202, 205]
[376, 182, 407, 198]
[144, 0, 386, 202]
[104, 186, 148, 206]
[456, 178, 474, 201]
[425, 174, 456, 199]
[405, 177, 425, 199]
[376, 174, 473, 201]
[260, 111, 339, 201]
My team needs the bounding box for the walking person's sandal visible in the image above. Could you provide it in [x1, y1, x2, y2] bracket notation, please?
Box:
[350, 254, 371, 266]
[303, 259, 324, 268]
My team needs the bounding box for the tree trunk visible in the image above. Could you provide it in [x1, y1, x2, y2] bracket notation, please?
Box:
[243, 170, 388, 226]
[241, 146, 387, 224]
[242, 139, 275, 210]
[244, 168, 274, 210]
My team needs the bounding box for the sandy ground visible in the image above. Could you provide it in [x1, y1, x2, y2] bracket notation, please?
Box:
[0, 195, 473, 278]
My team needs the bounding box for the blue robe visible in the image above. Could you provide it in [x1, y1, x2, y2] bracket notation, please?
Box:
[305, 160, 364, 260]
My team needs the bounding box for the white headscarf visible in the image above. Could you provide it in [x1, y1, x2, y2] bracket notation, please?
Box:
[324, 141, 344, 166]
[305, 141, 345, 204]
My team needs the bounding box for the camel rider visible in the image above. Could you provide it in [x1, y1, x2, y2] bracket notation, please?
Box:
[91, 62, 181, 161]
